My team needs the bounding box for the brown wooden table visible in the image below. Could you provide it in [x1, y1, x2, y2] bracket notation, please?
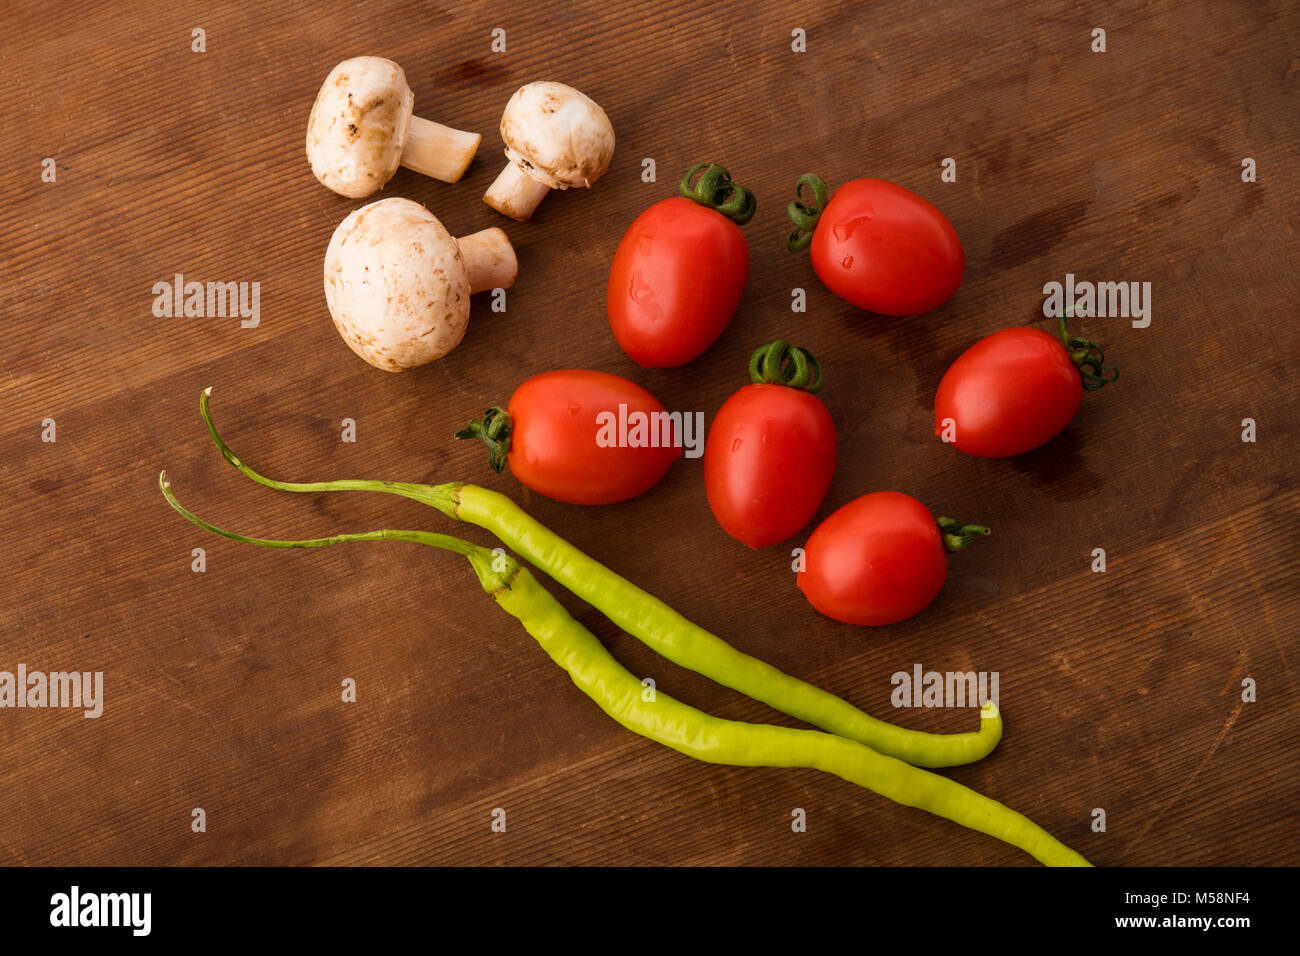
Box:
[2, 0, 1296, 866]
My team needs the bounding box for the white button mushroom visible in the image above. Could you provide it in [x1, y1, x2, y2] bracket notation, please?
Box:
[482, 81, 615, 221]
[306, 56, 481, 198]
[323, 198, 517, 372]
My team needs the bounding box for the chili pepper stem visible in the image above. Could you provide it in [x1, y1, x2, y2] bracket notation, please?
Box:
[159, 470, 513, 595]
[199, 388, 452, 509]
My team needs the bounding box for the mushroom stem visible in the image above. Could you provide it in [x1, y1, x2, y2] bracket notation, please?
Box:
[483, 163, 552, 221]
[457, 228, 518, 294]
[401, 116, 481, 184]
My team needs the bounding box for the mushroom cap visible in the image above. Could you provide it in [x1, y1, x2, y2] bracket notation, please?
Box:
[306, 57, 414, 198]
[323, 198, 470, 372]
[499, 81, 615, 190]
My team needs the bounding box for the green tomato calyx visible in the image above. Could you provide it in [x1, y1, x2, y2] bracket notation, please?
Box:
[748, 339, 824, 393]
[456, 406, 513, 473]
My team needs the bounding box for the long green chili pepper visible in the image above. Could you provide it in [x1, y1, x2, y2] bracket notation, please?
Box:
[157, 473, 1090, 867]
[195, 389, 1002, 769]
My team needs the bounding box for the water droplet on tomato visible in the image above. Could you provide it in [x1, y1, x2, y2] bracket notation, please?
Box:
[629, 271, 664, 323]
[629, 271, 653, 304]
[841, 256, 854, 269]
[831, 213, 874, 242]
[732, 438, 744, 452]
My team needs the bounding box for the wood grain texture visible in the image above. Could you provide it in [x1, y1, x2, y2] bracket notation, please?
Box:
[1, 0, 1296, 866]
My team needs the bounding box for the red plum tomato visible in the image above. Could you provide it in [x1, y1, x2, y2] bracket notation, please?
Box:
[797, 491, 948, 626]
[608, 196, 749, 368]
[809, 178, 963, 316]
[704, 384, 837, 548]
[934, 327, 1083, 457]
[503, 370, 680, 505]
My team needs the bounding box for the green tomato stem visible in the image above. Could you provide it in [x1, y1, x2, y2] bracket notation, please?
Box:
[680, 163, 756, 225]
[1056, 310, 1119, 390]
[786, 172, 830, 251]
[936, 517, 991, 552]
[455, 406, 512, 473]
[747, 339, 824, 393]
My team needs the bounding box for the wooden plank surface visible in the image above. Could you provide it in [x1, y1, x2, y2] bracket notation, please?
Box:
[1, 0, 1296, 866]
